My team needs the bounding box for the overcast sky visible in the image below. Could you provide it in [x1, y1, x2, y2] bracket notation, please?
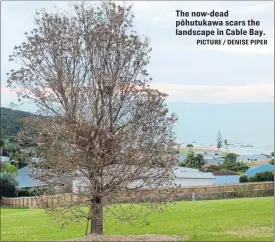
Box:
[1, 1, 274, 111]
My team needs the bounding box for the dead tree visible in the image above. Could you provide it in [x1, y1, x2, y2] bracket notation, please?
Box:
[7, 2, 179, 235]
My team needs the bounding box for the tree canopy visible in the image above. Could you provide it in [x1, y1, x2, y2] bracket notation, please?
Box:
[7, 2, 179, 235]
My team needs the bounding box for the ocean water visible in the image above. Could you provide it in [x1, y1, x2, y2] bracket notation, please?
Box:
[167, 102, 274, 155]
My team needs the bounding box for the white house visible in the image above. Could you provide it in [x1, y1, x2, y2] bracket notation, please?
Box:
[72, 166, 215, 193]
[173, 167, 215, 187]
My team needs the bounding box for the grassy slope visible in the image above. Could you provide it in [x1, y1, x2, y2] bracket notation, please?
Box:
[1, 197, 274, 241]
[179, 147, 226, 156]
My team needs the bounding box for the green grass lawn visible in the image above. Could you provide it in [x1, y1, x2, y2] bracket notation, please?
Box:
[178, 148, 226, 156]
[1, 197, 274, 241]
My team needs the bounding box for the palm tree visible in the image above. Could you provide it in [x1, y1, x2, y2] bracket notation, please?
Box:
[217, 131, 223, 151]
[184, 151, 206, 169]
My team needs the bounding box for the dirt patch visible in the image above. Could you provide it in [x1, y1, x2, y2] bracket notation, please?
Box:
[225, 226, 273, 237]
[65, 234, 187, 241]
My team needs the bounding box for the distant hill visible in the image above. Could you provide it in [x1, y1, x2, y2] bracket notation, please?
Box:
[1, 107, 33, 138]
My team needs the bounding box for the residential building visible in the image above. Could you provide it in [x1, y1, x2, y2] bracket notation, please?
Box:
[173, 166, 215, 187]
[202, 163, 217, 170]
[244, 164, 274, 177]
[237, 154, 271, 163]
[72, 166, 216, 193]
[211, 171, 239, 185]
[16, 167, 44, 190]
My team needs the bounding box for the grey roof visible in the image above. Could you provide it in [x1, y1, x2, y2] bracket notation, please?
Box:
[16, 167, 45, 189]
[18, 167, 32, 176]
[15, 176, 45, 189]
[173, 166, 215, 179]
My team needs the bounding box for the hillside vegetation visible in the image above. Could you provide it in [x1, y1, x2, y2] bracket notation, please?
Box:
[1, 107, 33, 138]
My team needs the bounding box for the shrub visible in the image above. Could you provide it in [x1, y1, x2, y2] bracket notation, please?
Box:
[179, 162, 185, 167]
[0, 162, 18, 175]
[239, 175, 248, 183]
[0, 173, 18, 198]
[224, 153, 238, 163]
[253, 171, 274, 182]
[248, 176, 254, 182]
[18, 189, 36, 197]
[244, 171, 274, 183]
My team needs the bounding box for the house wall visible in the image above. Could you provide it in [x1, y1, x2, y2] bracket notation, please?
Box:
[213, 175, 240, 185]
[175, 178, 214, 187]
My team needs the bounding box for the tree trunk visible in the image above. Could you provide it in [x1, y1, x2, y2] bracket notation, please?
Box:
[91, 196, 103, 235]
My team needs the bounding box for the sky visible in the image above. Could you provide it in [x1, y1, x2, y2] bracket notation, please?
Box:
[1, 1, 274, 111]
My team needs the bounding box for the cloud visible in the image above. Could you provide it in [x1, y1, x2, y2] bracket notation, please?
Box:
[3, 81, 273, 107]
[1, 1, 273, 107]
[151, 82, 274, 103]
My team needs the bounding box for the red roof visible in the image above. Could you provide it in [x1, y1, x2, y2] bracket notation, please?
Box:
[212, 170, 239, 176]
[203, 163, 217, 168]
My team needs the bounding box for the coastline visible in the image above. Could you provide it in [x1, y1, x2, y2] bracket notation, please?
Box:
[178, 144, 273, 156]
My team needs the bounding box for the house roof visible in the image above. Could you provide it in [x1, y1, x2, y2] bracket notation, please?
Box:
[212, 170, 238, 176]
[173, 166, 215, 179]
[203, 163, 217, 168]
[237, 154, 270, 159]
[18, 167, 32, 176]
[75, 166, 216, 182]
[244, 164, 274, 177]
[16, 167, 45, 189]
[15, 176, 45, 189]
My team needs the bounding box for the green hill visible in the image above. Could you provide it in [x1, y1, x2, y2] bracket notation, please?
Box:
[1, 107, 33, 139]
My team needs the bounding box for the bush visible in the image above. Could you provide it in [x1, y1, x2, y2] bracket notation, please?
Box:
[244, 171, 274, 183]
[253, 171, 274, 182]
[18, 189, 36, 197]
[0, 162, 18, 175]
[0, 173, 18, 198]
[248, 176, 254, 182]
[179, 162, 185, 167]
[224, 153, 238, 163]
[239, 175, 248, 183]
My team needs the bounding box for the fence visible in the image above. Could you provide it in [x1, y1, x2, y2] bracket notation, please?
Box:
[1, 182, 273, 208]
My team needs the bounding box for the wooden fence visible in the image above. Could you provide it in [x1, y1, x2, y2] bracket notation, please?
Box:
[1, 182, 274, 208]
